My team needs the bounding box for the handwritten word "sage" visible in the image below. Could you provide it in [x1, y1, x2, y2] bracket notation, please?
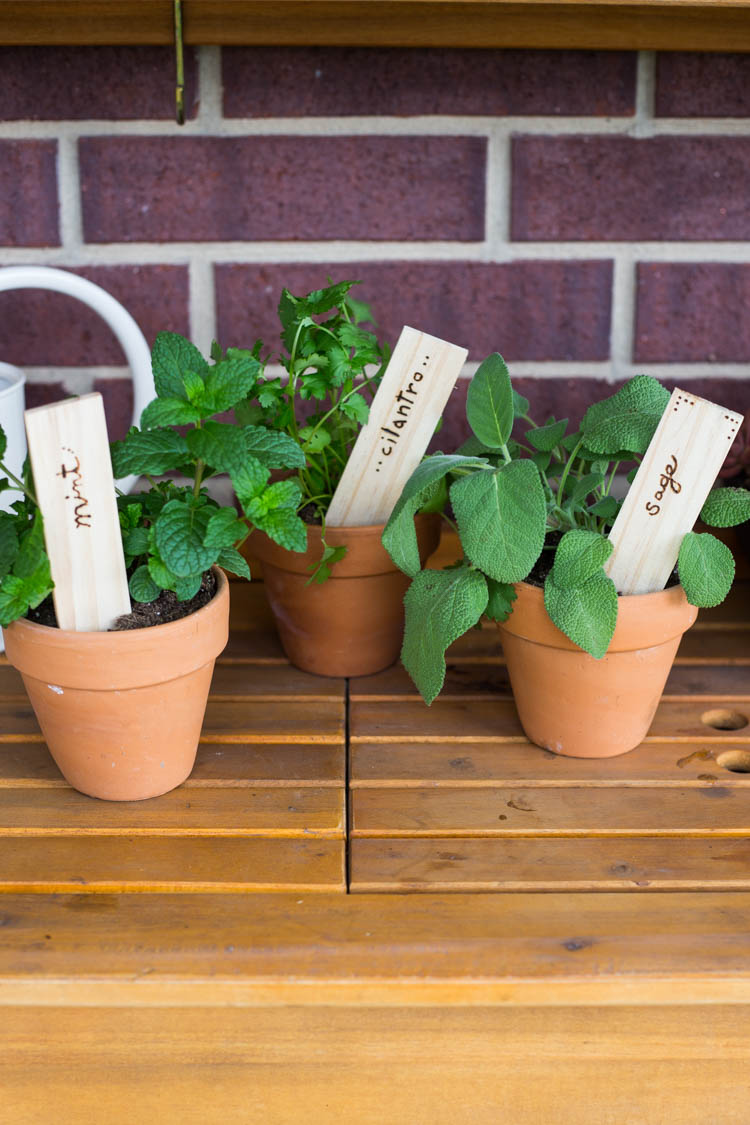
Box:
[645, 453, 681, 516]
[57, 447, 92, 528]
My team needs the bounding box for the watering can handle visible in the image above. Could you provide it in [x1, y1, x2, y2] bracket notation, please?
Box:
[0, 266, 155, 493]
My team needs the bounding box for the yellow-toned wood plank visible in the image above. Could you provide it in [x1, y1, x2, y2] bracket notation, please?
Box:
[3, 1006, 750, 1125]
[351, 785, 750, 836]
[350, 739, 750, 786]
[0, 741, 345, 786]
[0, 786, 344, 836]
[351, 836, 750, 892]
[222, 628, 285, 662]
[0, 836, 344, 893]
[2, 892, 750, 1004]
[208, 662, 345, 699]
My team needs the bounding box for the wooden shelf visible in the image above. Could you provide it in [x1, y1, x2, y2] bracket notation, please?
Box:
[3, 0, 750, 50]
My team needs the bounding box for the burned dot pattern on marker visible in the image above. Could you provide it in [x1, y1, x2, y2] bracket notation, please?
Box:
[375, 352, 430, 473]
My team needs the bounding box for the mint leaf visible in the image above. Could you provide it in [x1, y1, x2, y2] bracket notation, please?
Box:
[700, 487, 750, 529]
[123, 524, 149, 560]
[484, 578, 517, 622]
[0, 514, 19, 580]
[217, 547, 251, 581]
[129, 565, 160, 603]
[140, 397, 202, 429]
[382, 454, 487, 577]
[678, 531, 735, 608]
[231, 460, 271, 514]
[450, 460, 546, 584]
[401, 565, 489, 705]
[252, 506, 307, 552]
[154, 500, 215, 577]
[204, 507, 246, 551]
[186, 421, 248, 474]
[14, 513, 46, 579]
[151, 331, 208, 400]
[466, 353, 513, 450]
[526, 418, 567, 453]
[0, 427, 7, 462]
[183, 369, 205, 403]
[544, 570, 618, 659]
[174, 572, 203, 601]
[551, 529, 613, 589]
[200, 352, 260, 415]
[147, 554, 178, 591]
[243, 426, 306, 469]
[246, 479, 301, 518]
[111, 429, 190, 478]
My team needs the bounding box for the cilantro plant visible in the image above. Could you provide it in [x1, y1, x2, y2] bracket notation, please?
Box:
[235, 281, 388, 576]
[383, 355, 750, 704]
[110, 331, 308, 603]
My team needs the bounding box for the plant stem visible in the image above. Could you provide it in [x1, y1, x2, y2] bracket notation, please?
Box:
[556, 438, 584, 507]
[0, 461, 37, 506]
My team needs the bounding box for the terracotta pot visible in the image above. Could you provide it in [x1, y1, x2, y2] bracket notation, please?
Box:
[497, 581, 698, 758]
[251, 514, 441, 677]
[3, 568, 229, 801]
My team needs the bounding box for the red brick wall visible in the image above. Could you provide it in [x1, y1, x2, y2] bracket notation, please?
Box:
[0, 46, 748, 445]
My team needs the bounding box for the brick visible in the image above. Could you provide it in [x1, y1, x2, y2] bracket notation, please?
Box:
[79, 136, 485, 243]
[215, 260, 612, 363]
[94, 377, 135, 441]
[511, 136, 750, 241]
[0, 141, 58, 246]
[223, 47, 636, 118]
[635, 263, 750, 364]
[436, 377, 750, 454]
[656, 54, 750, 118]
[0, 265, 189, 365]
[0, 47, 198, 121]
[23, 382, 67, 411]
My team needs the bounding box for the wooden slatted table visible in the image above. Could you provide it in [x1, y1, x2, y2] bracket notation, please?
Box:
[1, 565, 749, 1123]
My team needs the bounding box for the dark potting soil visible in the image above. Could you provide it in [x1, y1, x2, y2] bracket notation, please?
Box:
[26, 570, 217, 631]
[299, 503, 323, 526]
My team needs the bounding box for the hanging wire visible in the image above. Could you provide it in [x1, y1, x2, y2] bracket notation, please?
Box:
[174, 0, 185, 125]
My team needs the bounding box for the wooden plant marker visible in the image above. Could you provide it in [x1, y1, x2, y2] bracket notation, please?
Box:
[326, 326, 468, 527]
[605, 388, 744, 595]
[24, 393, 130, 631]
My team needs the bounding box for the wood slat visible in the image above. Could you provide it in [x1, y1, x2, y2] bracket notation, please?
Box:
[350, 836, 750, 892]
[0, 836, 344, 892]
[350, 698, 750, 742]
[0, 786, 343, 835]
[351, 785, 750, 836]
[5, 0, 750, 51]
[351, 739, 750, 786]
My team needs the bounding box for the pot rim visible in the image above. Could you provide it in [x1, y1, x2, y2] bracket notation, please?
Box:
[498, 578, 699, 653]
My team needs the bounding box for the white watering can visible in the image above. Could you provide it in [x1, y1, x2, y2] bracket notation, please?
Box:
[0, 266, 156, 647]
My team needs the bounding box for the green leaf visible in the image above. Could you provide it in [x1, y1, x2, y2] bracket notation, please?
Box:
[678, 531, 735, 608]
[151, 331, 208, 400]
[544, 570, 618, 659]
[14, 514, 46, 579]
[200, 352, 261, 415]
[588, 496, 619, 519]
[183, 369, 205, 403]
[129, 565, 160, 604]
[230, 459, 271, 514]
[526, 418, 567, 453]
[550, 529, 613, 589]
[243, 426, 306, 469]
[484, 578, 517, 623]
[111, 428, 190, 478]
[466, 353, 514, 450]
[185, 421, 248, 474]
[0, 569, 50, 627]
[382, 454, 488, 577]
[251, 506, 308, 553]
[339, 392, 370, 425]
[582, 375, 670, 456]
[512, 389, 530, 419]
[450, 460, 546, 584]
[401, 565, 489, 705]
[147, 554, 178, 591]
[217, 547, 251, 581]
[174, 572, 203, 602]
[154, 500, 215, 578]
[123, 525, 150, 559]
[246, 479, 301, 519]
[299, 425, 331, 454]
[140, 397, 202, 429]
[306, 543, 348, 584]
[0, 426, 6, 462]
[570, 472, 605, 504]
[0, 514, 19, 580]
[700, 487, 750, 529]
[204, 507, 246, 552]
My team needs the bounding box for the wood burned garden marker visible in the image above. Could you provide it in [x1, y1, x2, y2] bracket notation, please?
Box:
[326, 326, 467, 527]
[605, 388, 744, 595]
[24, 394, 130, 631]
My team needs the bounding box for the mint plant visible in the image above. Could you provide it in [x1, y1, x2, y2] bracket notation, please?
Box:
[110, 331, 307, 603]
[234, 280, 388, 576]
[0, 438, 53, 627]
[383, 355, 750, 704]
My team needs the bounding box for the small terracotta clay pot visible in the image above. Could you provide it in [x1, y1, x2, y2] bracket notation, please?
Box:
[251, 514, 441, 677]
[497, 581, 698, 758]
[3, 568, 229, 801]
